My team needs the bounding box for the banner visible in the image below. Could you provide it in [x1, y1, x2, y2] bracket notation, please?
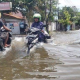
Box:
[0, 2, 12, 11]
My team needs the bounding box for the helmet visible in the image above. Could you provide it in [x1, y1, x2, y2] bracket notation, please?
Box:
[0, 12, 1, 18]
[33, 13, 41, 21]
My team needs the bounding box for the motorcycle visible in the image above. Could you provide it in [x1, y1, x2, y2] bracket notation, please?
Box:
[0, 28, 12, 51]
[26, 27, 51, 54]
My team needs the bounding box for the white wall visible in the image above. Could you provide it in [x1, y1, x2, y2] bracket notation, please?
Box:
[49, 22, 56, 31]
[72, 23, 76, 30]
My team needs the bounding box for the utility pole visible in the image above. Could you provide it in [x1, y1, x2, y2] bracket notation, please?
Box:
[46, 0, 52, 33]
[50, 0, 51, 13]
[24, 0, 25, 3]
[44, 1, 46, 21]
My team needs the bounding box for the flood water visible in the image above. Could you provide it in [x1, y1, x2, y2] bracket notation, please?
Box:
[0, 30, 80, 80]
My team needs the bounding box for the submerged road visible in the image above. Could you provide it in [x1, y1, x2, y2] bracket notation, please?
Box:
[0, 30, 80, 80]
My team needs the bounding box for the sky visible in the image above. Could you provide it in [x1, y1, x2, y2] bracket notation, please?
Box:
[59, 0, 80, 10]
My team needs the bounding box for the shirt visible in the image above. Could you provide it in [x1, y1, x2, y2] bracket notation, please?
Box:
[31, 22, 44, 30]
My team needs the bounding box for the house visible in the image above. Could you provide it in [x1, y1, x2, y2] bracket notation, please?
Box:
[3, 11, 27, 34]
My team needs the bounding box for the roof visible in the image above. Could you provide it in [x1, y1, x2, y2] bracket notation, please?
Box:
[3, 11, 24, 20]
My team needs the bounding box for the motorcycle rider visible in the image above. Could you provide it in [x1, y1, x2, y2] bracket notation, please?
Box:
[0, 12, 11, 47]
[31, 13, 47, 42]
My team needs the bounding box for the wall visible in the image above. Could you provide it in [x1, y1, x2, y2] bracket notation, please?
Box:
[49, 22, 56, 31]
[6, 22, 20, 34]
[5, 19, 23, 34]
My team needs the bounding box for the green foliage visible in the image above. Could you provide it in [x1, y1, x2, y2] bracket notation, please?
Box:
[59, 11, 71, 26]
[63, 7, 74, 19]
[73, 12, 80, 25]
[59, 6, 77, 23]
[48, 13, 54, 22]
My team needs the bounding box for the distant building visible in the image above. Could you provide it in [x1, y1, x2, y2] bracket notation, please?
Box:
[0, 2, 12, 11]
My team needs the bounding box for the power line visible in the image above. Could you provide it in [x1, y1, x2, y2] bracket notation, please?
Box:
[68, 0, 75, 6]
[64, 0, 80, 11]
[67, 0, 80, 11]
[70, 0, 80, 11]
[64, 0, 73, 6]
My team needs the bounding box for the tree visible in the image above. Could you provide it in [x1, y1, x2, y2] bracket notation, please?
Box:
[0, 0, 59, 29]
[73, 12, 80, 26]
[59, 11, 71, 31]
[62, 7, 75, 21]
